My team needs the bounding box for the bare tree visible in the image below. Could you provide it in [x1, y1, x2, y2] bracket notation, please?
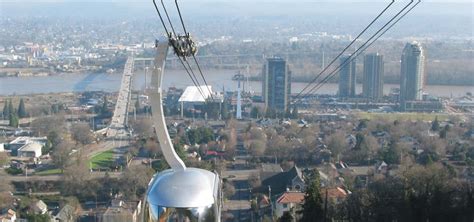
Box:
[62, 153, 93, 197]
[249, 173, 261, 188]
[223, 181, 236, 199]
[71, 123, 94, 145]
[249, 140, 266, 156]
[51, 139, 74, 173]
[31, 115, 66, 137]
[326, 131, 348, 161]
[120, 165, 154, 200]
[0, 171, 14, 209]
[130, 117, 153, 138]
[0, 152, 8, 166]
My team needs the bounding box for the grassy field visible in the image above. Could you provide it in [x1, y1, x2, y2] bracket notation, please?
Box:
[89, 150, 115, 169]
[35, 168, 62, 175]
[356, 112, 452, 122]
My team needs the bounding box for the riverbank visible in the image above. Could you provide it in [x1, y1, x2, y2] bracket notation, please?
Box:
[0, 70, 471, 97]
[247, 74, 474, 87]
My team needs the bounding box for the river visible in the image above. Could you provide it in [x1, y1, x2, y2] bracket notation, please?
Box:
[0, 69, 472, 97]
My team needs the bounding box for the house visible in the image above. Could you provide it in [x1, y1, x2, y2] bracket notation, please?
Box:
[31, 200, 48, 215]
[262, 166, 305, 194]
[376, 161, 388, 173]
[0, 209, 16, 222]
[101, 199, 141, 222]
[9, 137, 47, 150]
[8, 137, 47, 156]
[51, 204, 75, 222]
[321, 187, 349, 204]
[17, 143, 42, 158]
[275, 191, 305, 218]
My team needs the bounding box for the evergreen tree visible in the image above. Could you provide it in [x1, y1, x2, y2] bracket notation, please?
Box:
[300, 169, 324, 222]
[135, 98, 140, 113]
[9, 114, 19, 128]
[285, 108, 292, 118]
[8, 100, 14, 117]
[18, 98, 27, 118]
[2, 100, 9, 120]
[431, 117, 440, 131]
[221, 101, 230, 120]
[102, 96, 108, 114]
[250, 106, 260, 118]
[291, 106, 299, 119]
[279, 211, 294, 222]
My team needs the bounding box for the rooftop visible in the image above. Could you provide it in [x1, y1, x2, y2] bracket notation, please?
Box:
[277, 191, 305, 204]
[178, 85, 213, 102]
[18, 143, 42, 152]
[9, 136, 47, 145]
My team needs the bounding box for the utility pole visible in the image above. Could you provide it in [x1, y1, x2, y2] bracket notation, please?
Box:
[145, 66, 149, 90]
[268, 186, 273, 222]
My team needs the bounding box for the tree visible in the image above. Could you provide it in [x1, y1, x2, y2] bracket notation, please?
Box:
[439, 125, 449, 139]
[250, 106, 261, 118]
[25, 214, 50, 222]
[223, 180, 236, 199]
[221, 100, 230, 120]
[62, 154, 94, 198]
[120, 165, 154, 200]
[326, 132, 347, 161]
[431, 117, 440, 131]
[279, 211, 294, 222]
[135, 98, 140, 113]
[131, 117, 153, 138]
[265, 108, 276, 119]
[249, 173, 261, 188]
[31, 116, 66, 137]
[300, 169, 324, 222]
[249, 140, 266, 156]
[51, 140, 73, 173]
[18, 98, 27, 118]
[0, 177, 14, 209]
[0, 152, 8, 166]
[2, 100, 9, 120]
[380, 143, 401, 164]
[42, 141, 52, 155]
[291, 106, 299, 119]
[7, 100, 14, 118]
[8, 114, 18, 127]
[71, 123, 94, 145]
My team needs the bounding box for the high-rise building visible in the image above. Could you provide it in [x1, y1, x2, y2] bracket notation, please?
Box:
[400, 42, 426, 110]
[262, 57, 291, 112]
[338, 55, 356, 98]
[363, 53, 384, 99]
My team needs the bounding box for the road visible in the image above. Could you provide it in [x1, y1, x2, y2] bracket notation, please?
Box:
[3, 172, 122, 182]
[107, 56, 134, 138]
[222, 125, 255, 221]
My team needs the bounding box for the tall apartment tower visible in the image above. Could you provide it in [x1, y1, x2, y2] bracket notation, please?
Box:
[262, 57, 291, 112]
[338, 55, 356, 98]
[363, 53, 384, 99]
[400, 42, 426, 110]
